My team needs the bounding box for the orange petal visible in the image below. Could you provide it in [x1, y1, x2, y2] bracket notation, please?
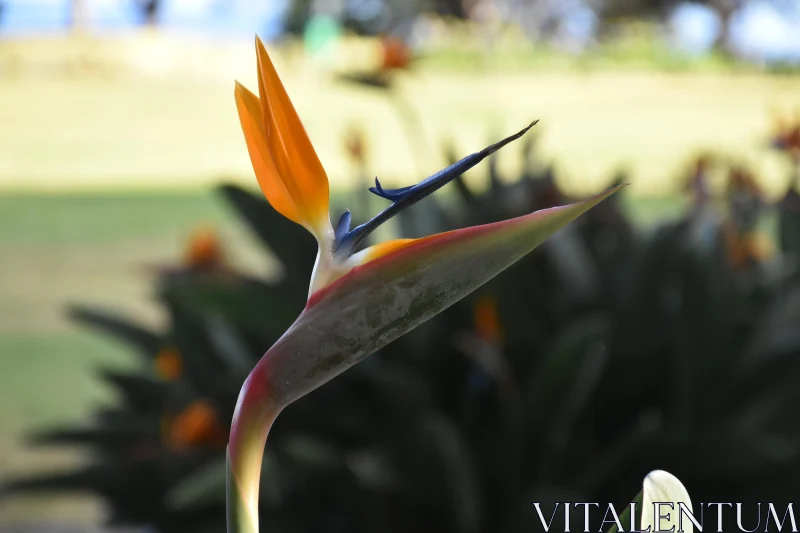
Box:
[254, 37, 330, 235]
[358, 238, 416, 263]
[234, 82, 302, 225]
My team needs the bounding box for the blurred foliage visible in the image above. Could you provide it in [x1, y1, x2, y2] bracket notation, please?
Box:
[281, 0, 798, 58]
[4, 121, 800, 532]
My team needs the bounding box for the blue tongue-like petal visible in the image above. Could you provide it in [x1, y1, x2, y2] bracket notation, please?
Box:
[333, 120, 538, 258]
[369, 179, 414, 201]
[334, 210, 352, 242]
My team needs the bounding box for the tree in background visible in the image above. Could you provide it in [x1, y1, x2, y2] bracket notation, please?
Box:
[292, 0, 429, 37]
[67, 0, 160, 29]
[589, 0, 743, 53]
[283, 0, 795, 57]
[538, 0, 795, 54]
[138, 0, 161, 26]
[69, 0, 87, 31]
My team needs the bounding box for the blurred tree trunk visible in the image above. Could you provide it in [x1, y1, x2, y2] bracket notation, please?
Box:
[708, 0, 741, 55]
[69, 0, 88, 32]
[140, 0, 160, 26]
[432, 0, 469, 18]
[712, 3, 736, 54]
[284, 0, 314, 35]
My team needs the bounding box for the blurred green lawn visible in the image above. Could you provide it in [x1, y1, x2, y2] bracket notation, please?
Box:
[1, 36, 799, 196]
[0, 189, 286, 521]
[0, 191, 224, 522]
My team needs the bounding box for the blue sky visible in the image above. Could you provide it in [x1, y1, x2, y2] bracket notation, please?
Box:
[1, 0, 798, 61]
[0, 0, 287, 37]
[671, 0, 800, 61]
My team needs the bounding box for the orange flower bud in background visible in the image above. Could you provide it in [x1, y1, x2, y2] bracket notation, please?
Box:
[167, 401, 226, 451]
[344, 124, 367, 163]
[183, 227, 224, 269]
[154, 347, 182, 381]
[771, 112, 800, 160]
[380, 36, 412, 70]
[473, 295, 503, 344]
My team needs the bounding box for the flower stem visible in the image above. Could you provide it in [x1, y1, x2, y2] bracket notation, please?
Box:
[226, 366, 282, 533]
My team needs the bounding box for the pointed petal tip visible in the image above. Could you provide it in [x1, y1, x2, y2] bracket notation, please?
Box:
[588, 183, 628, 200]
[518, 183, 624, 227]
[242, 32, 332, 240]
[610, 182, 630, 196]
[506, 120, 538, 139]
[255, 35, 276, 75]
[547, 184, 625, 212]
[576, 183, 626, 210]
[481, 120, 539, 157]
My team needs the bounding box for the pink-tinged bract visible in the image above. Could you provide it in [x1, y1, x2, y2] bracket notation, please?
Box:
[226, 185, 623, 532]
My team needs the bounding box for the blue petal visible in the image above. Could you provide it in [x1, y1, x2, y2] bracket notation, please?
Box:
[334, 210, 352, 241]
[334, 121, 538, 258]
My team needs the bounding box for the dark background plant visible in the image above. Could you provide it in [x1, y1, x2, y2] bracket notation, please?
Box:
[5, 134, 800, 532]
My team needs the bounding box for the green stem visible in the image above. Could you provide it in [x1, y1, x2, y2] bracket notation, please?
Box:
[608, 490, 643, 533]
[226, 366, 282, 533]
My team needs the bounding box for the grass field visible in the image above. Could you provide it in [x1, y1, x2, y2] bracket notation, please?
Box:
[0, 191, 221, 523]
[0, 188, 285, 523]
[1, 34, 799, 197]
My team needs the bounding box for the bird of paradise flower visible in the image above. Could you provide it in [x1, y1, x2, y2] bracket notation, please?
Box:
[226, 37, 623, 533]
